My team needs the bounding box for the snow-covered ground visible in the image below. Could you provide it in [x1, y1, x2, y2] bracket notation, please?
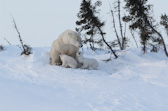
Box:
[0, 45, 168, 111]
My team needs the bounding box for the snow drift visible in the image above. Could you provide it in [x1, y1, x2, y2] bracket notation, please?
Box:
[0, 45, 168, 111]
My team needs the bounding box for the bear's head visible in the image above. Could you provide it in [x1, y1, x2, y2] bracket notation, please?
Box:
[76, 51, 84, 58]
[65, 31, 83, 48]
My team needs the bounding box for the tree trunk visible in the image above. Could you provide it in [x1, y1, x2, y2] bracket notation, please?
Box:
[130, 30, 138, 48]
[147, 20, 168, 57]
[109, 4, 122, 50]
[151, 26, 168, 56]
[97, 26, 118, 59]
[118, 0, 125, 50]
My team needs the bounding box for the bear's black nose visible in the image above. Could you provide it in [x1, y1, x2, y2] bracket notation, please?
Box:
[81, 45, 83, 47]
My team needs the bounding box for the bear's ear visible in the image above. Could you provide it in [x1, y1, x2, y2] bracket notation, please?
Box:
[68, 32, 73, 37]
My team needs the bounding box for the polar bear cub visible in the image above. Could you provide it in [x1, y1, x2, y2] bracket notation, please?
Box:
[76, 51, 99, 70]
[60, 54, 78, 69]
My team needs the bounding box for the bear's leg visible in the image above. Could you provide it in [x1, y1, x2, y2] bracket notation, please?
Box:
[77, 62, 83, 68]
[51, 53, 62, 65]
[92, 65, 97, 70]
[80, 64, 88, 69]
[71, 65, 77, 69]
[69, 62, 77, 69]
[61, 61, 66, 67]
[50, 58, 57, 65]
[65, 64, 70, 68]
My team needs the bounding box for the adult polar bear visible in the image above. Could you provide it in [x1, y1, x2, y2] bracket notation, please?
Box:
[50, 29, 83, 65]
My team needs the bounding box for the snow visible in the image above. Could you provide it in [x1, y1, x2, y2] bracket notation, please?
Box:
[0, 45, 168, 111]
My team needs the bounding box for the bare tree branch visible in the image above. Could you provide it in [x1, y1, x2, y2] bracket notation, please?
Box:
[117, 0, 125, 50]
[11, 16, 26, 52]
[11, 15, 32, 55]
[4, 38, 11, 45]
[130, 30, 138, 48]
[97, 26, 118, 58]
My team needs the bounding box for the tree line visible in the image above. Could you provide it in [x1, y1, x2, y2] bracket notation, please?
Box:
[76, 0, 168, 58]
[1, 0, 168, 59]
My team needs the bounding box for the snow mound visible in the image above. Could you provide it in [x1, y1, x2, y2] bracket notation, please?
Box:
[0, 45, 168, 111]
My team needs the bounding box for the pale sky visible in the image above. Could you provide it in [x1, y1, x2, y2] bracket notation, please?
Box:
[0, 0, 168, 47]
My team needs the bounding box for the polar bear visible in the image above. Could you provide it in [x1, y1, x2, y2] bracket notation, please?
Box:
[50, 29, 83, 65]
[60, 54, 78, 69]
[76, 51, 99, 70]
[59, 44, 79, 59]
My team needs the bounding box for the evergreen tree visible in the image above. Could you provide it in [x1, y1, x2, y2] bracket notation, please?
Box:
[160, 14, 168, 36]
[76, 0, 103, 50]
[123, 0, 154, 52]
[76, 0, 118, 58]
[124, 0, 168, 56]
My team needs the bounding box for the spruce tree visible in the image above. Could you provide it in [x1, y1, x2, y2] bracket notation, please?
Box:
[76, 0, 103, 50]
[124, 0, 168, 56]
[160, 14, 168, 36]
[123, 0, 154, 52]
[76, 0, 117, 58]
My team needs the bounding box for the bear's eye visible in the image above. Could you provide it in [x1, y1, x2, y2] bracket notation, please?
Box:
[76, 39, 78, 41]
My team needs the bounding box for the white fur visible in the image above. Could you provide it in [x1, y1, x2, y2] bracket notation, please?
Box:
[60, 54, 78, 69]
[49, 29, 82, 65]
[76, 52, 99, 70]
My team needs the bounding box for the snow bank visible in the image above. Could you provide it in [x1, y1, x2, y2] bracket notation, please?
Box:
[0, 45, 168, 111]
